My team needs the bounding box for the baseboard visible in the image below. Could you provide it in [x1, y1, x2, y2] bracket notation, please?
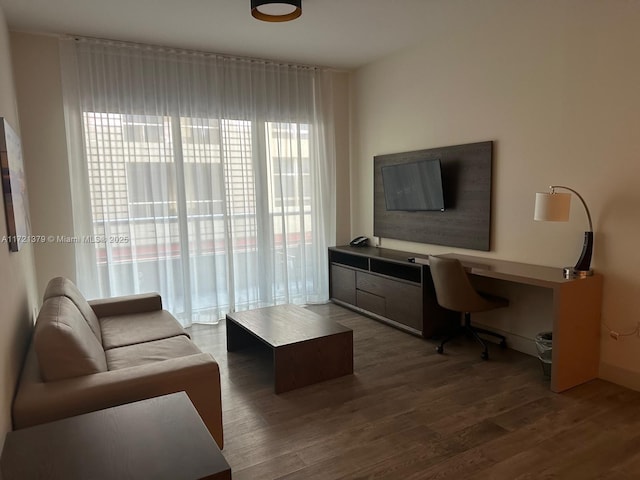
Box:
[473, 322, 537, 357]
[599, 362, 640, 392]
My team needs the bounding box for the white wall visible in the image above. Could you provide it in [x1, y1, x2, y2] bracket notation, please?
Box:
[0, 6, 38, 451]
[351, 0, 640, 389]
[11, 32, 76, 297]
[332, 71, 352, 246]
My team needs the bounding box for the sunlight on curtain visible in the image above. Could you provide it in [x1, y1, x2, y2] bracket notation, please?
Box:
[60, 37, 336, 326]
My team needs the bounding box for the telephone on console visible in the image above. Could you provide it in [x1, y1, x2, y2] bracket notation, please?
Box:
[349, 236, 369, 247]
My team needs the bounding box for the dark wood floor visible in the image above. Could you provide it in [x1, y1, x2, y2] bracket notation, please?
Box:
[188, 303, 640, 480]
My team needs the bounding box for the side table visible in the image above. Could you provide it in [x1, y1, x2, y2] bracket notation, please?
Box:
[0, 392, 231, 479]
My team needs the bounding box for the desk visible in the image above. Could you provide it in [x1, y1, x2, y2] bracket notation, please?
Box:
[438, 253, 602, 393]
[328, 246, 603, 393]
[0, 392, 231, 480]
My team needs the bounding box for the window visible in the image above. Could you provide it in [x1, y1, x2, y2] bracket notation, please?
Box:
[63, 37, 334, 325]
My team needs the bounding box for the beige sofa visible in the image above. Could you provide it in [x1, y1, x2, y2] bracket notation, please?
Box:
[12, 277, 224, 448]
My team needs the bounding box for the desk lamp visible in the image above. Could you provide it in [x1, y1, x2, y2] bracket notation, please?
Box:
[534, 185, 594, 279]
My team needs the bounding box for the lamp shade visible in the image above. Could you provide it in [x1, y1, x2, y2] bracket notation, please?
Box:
[534, 192, 571, 222]
[251, 0, 302, 22]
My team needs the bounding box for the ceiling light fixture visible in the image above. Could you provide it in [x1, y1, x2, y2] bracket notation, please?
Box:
[251, 0, 302, 22]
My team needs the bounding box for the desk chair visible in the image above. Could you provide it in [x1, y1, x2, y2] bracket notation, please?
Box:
[429, 255, 508, 360]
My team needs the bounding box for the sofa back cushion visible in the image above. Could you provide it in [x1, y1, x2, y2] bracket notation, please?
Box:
[43, 276, 102, 344]
[34, 296, 108, 381]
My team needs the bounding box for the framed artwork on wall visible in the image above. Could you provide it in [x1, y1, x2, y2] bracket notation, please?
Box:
[1, 118, 31, 252]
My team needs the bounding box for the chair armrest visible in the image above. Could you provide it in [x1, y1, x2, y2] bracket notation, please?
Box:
[88, 293, 162, 318]
[13, 352, 224, 448]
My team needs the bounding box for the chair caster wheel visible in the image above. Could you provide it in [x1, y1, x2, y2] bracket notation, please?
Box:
[436, 345, 444, 354]
[481, 350, 489, 360]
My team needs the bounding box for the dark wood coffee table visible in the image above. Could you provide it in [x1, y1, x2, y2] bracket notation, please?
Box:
[0, 392, 231, 480]
[226, 304, 353, 393]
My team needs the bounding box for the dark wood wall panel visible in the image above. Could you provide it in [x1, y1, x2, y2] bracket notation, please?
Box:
[373, 141, 493, 251]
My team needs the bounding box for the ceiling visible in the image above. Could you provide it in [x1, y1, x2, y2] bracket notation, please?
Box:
[0, 0, 436, 69]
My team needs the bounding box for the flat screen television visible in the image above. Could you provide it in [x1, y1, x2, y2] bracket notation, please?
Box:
[381, 158, 445, 211]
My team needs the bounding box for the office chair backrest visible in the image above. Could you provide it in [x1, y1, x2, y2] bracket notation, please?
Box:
[429, 256, 494, 313]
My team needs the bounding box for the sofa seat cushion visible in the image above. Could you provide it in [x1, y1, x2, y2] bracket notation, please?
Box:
[100, 309, 189, 350]
[43, 276, 103, 344]
[105, 335, 202, 370]
[34, 296, 108, 381]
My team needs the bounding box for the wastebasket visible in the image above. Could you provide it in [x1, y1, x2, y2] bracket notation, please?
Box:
[535, 332, 552, 378]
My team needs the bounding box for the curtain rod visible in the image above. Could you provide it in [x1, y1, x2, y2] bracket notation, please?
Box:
[62, 34, 345, 73]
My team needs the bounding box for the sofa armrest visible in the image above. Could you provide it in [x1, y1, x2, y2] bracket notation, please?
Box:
[13, 350, 224, 448]
[88, 293, 162, 318]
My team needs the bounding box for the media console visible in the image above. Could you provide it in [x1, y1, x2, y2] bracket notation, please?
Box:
[328, 245, 603, 393]
[328, 245, 452, 337]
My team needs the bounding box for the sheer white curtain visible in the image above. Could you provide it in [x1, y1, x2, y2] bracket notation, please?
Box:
[60, 37, 336, 326]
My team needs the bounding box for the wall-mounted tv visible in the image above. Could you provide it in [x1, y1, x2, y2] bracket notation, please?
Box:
[381, 159, 445, 212]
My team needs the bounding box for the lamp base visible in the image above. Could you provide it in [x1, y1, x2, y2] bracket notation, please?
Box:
[563, 266, 594, 279]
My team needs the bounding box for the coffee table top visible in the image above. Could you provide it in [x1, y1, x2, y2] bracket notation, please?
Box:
[226, 304, 352, 347]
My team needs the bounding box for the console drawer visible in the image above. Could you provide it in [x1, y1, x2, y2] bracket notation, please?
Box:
[331, 264, 356, 305]
[357, 271, 422, 330]
[386, 286, 423, 331]
[356, 290, 386, 317]
[356, 271, 388, 296]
